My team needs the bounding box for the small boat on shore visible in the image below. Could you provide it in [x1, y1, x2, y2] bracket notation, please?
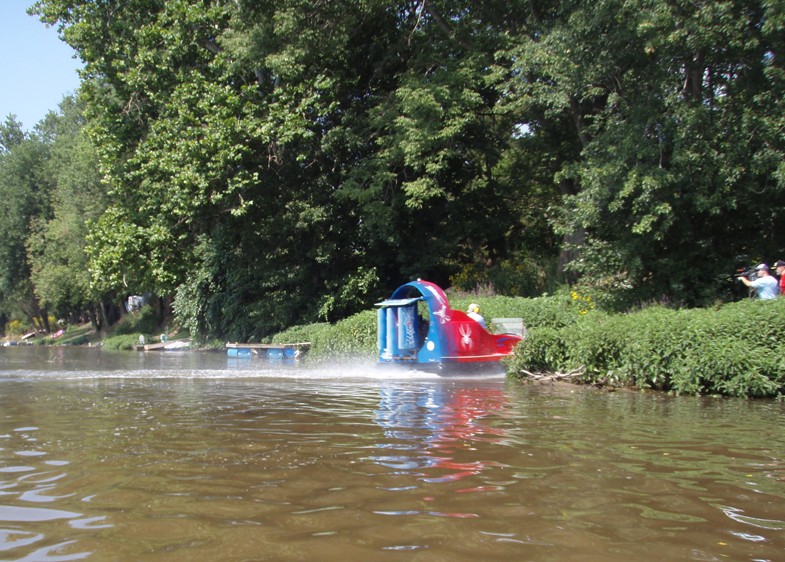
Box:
[375, 280, 523, 372]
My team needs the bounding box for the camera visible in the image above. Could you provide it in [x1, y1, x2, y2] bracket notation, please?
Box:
[734, 267, 758, 280]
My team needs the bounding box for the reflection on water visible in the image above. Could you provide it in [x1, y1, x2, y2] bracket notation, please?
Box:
[0, 346, 784, 561]
[374, 384, 507, 490]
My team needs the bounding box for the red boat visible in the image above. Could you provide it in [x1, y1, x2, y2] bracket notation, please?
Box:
[375, 280, 523, 371]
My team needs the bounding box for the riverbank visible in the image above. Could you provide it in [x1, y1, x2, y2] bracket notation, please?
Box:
[1, 307, 191, 351]
[2, 323, 98, 347]
[271, 293, 785, 398]
[5, 292, 783, 398]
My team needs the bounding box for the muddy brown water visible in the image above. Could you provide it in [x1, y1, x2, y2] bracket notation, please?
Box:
[0, 346, 783, 561]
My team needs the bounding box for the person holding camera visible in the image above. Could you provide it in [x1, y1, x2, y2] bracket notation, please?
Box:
[739, 263, 779, 299]
[774, 260, 785, 295]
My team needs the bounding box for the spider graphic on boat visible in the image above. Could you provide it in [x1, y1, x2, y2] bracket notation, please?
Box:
[433, 304, 451, 324]
[459, 324, 474, 350]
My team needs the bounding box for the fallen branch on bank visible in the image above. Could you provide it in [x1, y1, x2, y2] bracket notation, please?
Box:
[520, 366, 585, 383]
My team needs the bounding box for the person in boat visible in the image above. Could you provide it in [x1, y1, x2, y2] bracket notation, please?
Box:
[466, 303, 487, 329]
[738, 263, 779, 300]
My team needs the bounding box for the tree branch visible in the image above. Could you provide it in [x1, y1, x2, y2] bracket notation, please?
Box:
[419, 0, 471, 51]
[520, 366, 585, 382]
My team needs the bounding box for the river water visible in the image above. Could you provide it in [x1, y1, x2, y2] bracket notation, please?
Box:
[0, 346, 783, 561]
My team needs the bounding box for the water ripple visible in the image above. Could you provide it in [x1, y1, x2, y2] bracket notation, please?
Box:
[0, 505, 81, 522]
[0, 348, 784, 561]
[0, 529, 44, 552]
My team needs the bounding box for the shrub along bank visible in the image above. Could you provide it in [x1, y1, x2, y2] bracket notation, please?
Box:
[506, 297, 785, 398]
[273, 291, 785, 398]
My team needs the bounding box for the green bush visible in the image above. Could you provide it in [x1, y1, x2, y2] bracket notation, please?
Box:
[509, 326, 570, 373]
[320, 310, 377, 358]
[450, 291, 582, 332]
[271, 322, 332, 350]
[103, 334, 144, 351]
[62, 335, 90, 346]
[112, 306, 160, 336]
[507, 298, 785, 397]
[271, 311, 377, 361]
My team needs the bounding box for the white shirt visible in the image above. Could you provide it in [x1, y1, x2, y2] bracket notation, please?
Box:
[467, 311, 487, 329]
[751, 275, 779, 299]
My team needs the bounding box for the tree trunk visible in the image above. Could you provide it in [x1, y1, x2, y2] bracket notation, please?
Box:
[100, 302, 110, 330]
[558, 227, 585, 284]
[39, 310, 51, 334]
[557, 177, 584, 284]
[88, 305, 99, 332]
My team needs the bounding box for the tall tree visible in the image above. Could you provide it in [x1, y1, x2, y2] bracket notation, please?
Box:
[34, 0, 550, 340]
[26, 96, 111, 328]
[32, 0, 785, 337]
[0, 115, 26, 154]
[0, 119, 53, 331]
[504, 0, 785, 306]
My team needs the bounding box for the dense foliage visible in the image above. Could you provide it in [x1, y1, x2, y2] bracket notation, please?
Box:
[1, 0, 783, 341]
[507, 298, 785, 398]
[0, 104, 110, 333]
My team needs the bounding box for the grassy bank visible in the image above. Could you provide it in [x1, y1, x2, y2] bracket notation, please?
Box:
[2, 306, 188, 351]
[8, 292, 783, 398]
[273, 291, 785, 398]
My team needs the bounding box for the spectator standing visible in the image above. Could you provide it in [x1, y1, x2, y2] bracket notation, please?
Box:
[739, 263, 779, 300]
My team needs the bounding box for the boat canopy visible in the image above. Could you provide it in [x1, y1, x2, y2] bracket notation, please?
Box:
[375, 297, 423, 308]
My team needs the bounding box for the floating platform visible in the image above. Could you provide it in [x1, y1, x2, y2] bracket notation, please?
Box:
[225, 342, 311, 360]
